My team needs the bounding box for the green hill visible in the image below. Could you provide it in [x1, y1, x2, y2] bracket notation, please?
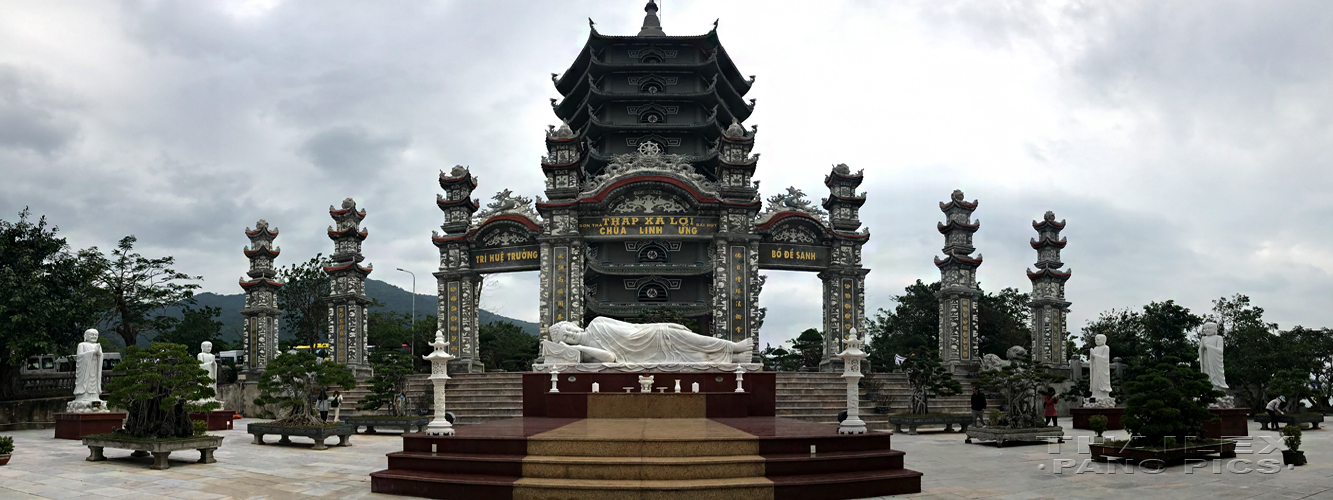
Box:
[183, 278, 539, 344]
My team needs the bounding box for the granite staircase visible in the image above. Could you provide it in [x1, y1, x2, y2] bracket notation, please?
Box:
[775, 372, 985, 430]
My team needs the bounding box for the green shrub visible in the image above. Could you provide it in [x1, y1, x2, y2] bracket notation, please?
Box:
[1121, 357, 1222, 448]
[0, 435, 13, 455]
[1281, 425, 1302, 452]
[987, 408, 1002, 426]
[1088, 415, 1109, 437]
[899, 352, 962, 415]
[974, 352, 1066, 428]
[192, 420, 207, 437]
[105, 343, 220, 439]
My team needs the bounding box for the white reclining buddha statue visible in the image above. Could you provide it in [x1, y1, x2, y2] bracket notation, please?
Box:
[537, 317, 758, 372]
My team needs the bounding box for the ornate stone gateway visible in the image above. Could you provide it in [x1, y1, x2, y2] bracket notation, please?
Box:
[431, 4, 870, 372]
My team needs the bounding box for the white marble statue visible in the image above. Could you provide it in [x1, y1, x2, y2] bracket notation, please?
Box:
[68, 329, 107, 412]
[1086, 334, 1114, 408]
[1198, 322, 1227, 390]
[198, 341, 218, 403]
[544, 317, 754, 365]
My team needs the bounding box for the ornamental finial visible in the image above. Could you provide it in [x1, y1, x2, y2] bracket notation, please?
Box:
[638, 0, 665, 37]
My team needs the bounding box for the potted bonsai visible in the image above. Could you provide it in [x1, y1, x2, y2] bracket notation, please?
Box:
[1091, 357, 1235, 463]
[1281, 425, 1306, 466]
[83, 342, 225, 470]
[346, 350, 430, 434]
[0, 435, 13, 466]
[967, 349, 1067, 447]
[248, 352, 357, 450]
[1088, 415, 1109, 444]
[885, 352, 967, 434]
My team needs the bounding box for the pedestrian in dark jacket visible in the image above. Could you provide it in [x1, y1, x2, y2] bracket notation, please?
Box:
[970, 388, 987, 427]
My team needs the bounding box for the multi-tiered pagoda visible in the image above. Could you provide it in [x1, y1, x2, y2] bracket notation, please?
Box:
[325, 198, 373, 376]
[1028, 211, 1071, 366]
[936, 190, 982, 370]
[431, 1, 871, 371]
[240, 220, 283, 375]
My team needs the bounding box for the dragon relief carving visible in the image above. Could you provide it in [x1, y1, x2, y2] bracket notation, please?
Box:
[763, 187, 827, 220]
[583, 152, 717, 196]
[610, 191, 688, 214]
[473, 189, 541, 223]
[481, 229, 531, 248]
[771, 224, 818, 244]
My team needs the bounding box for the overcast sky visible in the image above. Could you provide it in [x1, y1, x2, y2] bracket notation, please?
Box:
[3, 1, 1331, 349]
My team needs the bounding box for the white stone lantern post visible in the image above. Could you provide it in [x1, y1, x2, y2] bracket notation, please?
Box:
[423, 330, 456, 436]
[837, 328, 868, 435]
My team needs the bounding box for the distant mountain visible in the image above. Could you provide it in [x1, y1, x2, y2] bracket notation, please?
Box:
[183, 278, 539, 344]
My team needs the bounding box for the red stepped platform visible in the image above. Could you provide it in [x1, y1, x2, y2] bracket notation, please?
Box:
[53, 412, 126, 440]
[370, 372, 921, 500]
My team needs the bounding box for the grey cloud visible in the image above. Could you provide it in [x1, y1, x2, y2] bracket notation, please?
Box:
[0, 65, 79, 155]
[299, 125, 411, 173]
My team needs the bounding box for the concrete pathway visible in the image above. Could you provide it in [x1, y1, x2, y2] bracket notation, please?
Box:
[0, 418, 1326, 500]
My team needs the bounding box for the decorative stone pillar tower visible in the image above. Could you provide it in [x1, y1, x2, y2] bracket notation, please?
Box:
[819, 164, 870, 371]
[837, 328, 868, 435]
[712, 120, 765, 351]
[433, 166, 484, 372]
[1028, 211, 1071, 367]
[240, 220, 283, 376]
[325, 198, 373, 377]
[935, 189, 982, 371]
[423, 330, 456, 436]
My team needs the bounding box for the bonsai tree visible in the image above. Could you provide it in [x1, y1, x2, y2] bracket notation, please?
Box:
[253, 351, 356, 426]
[1281, 425, 1306, 466]
[1120, 357, 1222, 448]
[974, 351, 1065, 428]
[900, 351, 962, 414]
[0, 435, 12, 455]
[359, 350, 415, 416]
[104, 342, 220, 438]
[1088, 415, 1109, 438]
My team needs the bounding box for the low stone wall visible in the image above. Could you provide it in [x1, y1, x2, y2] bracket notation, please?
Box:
[217, 381, 266, 418]
[0, 396, 74, 430]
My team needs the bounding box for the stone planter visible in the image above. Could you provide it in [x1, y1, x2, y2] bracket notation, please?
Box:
[1282, 450, 1307, 466]
[342, 416, 430, 434]
[1090, 440, 1236, 463]
[1070, 407, 1125, 430]
[81, 435, 225, 470]
[965, 426, 1064, 447]
[247, 423, 353, 451]
[887, 414, 973, 434]
[1255, 413, 1324, 430]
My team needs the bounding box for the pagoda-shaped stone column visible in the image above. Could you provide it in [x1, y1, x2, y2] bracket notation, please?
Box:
[325, 198, 373, 377]
[1028, 211, 1072, 367]
[935, 189, 982, 371]
[433, 167, 484, 373]
[819, 164, 870, 371]
[240, 220, 283, 376]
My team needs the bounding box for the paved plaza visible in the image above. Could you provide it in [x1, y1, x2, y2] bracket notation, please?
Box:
[0, 418, 1327, 500]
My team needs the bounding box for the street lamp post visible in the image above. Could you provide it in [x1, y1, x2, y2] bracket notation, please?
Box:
[396, 268, 416, 356]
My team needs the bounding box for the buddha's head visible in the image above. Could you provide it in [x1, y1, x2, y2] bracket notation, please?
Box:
[1095, 334, 1106, 347]
[201, 341, 213, 354]
[1202, 322, 1218, 337]
[83, 329, 99, 343]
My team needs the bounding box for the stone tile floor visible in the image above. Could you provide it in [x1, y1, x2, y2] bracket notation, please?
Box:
[0, 418, 1326, 500]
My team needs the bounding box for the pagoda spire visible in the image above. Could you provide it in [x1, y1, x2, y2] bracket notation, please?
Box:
[240, 219, 283, 375]
[1028, 210, 1072, 367]
[935, 189, 982, 371]
[638, 0, 666, 37]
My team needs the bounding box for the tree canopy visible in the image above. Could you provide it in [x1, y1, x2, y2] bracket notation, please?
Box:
[867, 280, 1032, 370]
[155, 305, 228, 354]
[479, 320, 538, 372]
[276, 254, 332, 348]
[105, 342, 220, 438]
[97, 236, 201, 348]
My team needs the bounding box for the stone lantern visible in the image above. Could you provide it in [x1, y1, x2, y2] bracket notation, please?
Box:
[423, 330, 456, 436]
[837, 328, 868, 435]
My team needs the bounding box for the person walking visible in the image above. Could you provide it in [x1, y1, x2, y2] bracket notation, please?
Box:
[970, 387, 987, 427]
[331, 390, 343, 423]
[1265, 395, 1286, 430]
[1043, 389, 1059, 427]
[317, 389, 331, 423]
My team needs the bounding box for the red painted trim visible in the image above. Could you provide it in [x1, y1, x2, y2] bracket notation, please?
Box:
[243, 248, 281, 258]
[580, 175, 721, 204]
[477, 213, 544, 232]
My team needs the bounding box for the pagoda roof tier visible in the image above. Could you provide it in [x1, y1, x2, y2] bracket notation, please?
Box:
[323, 262, 373, 275]
[245, 227, 279, 238]
[1027, 268, 1072, 281]
[327, 227, 369, 241]
[1030, 237, 1068, 249]
[585, 261, 712, 276]
[239, 278, 284, 290]
[1031, 260, 1065, 270]
[436, 194, 481, 211]
[554, 78, 752, 127]
[555, 29, 751, 98]
[825, 174, 863, 188]
[939, 199, 978, 212]
[585, 300, 713, 318]
[821, 193, 866, 210]
[581, 113, 720, 137]
[936, 220, 980, 234]
[1033, 218, 1067, 231]
[1029, 296, 1073, 309]
[243, 247, 281, 259]
[439, 168, 478, 188]
[934, 253, 983, 268]
[329, 206, 366, 221]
